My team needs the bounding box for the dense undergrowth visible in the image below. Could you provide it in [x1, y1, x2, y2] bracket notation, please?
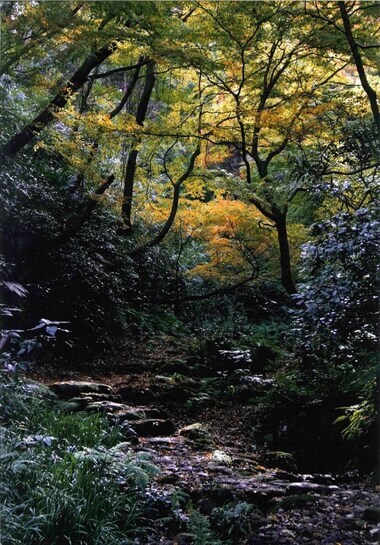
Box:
[0, 374, 161, 545]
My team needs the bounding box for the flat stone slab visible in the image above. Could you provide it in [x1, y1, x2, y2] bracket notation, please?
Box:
[79, 392, 121, 402]
[286, 482, 339, 495]
[49, 381, 114, 398]
[113, 407, 167, 423]
[85, 401, 132, 413]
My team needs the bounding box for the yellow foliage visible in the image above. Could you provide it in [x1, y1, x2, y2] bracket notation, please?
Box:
[175, 198, 276, 283]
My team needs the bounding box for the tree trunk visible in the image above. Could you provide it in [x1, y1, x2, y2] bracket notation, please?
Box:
[274, 211, 297, 294]
[0, 42, 116, 163]
[122, 149, 139, 229]
[121, 61, 156, 228]
[338, 1, 380, 131]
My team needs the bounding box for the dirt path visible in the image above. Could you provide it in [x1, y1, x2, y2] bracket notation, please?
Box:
[28, 337, 380, 544]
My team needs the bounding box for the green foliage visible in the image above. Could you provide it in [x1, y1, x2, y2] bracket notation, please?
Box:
[239, 319, 291, 370]
[335, 398, 376, 440]
[0, 151, 188, 351]
[32, 411, 122, 450]
[188, 510, 226, 545]
[334, 369, 378, 440]
[289, 205, 379, 445]
[211, 502, 255, 541]
[0, 374, 158, 545]
[1, 445, 144, 545]
[292, 206, 379, 371]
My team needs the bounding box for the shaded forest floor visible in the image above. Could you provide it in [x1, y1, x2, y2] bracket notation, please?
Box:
[27, 336, 380, 544]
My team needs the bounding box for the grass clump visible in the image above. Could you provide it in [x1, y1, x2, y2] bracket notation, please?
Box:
[0, 373, 158, 545]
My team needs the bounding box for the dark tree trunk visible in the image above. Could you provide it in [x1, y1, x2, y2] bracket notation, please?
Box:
[122, 149, 139, 229]
[338, 1, 380, 131]
[274, 211, 297, 294]
[0, 43, 116, 163]
[122, 61, 156, 228]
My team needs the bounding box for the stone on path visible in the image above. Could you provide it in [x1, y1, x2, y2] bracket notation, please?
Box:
[49, 381, 114, 398]
[132, 419, 175, 437]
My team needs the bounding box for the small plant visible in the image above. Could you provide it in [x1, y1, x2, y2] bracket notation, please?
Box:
[335, 396, 377, 440]
[211, 502, 255, 542]
[188, 509, 226, 545]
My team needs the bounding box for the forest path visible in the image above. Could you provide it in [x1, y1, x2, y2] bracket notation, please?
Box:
[28, 337, 379, 545]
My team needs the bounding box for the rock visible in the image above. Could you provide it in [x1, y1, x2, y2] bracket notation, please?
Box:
[132, 419, 175, 437]
[363, 506, 380, 523]
[273, 470, 299, 482]
[262, 451, 298, 472]
[370, 527, 380, 541]
[178, 423, 212, 445]
[248, 513, 270, 531]
[274, 493, 319, 511]
[158, 474, 180, 484]
[245, 485, 286, 509]
[67, 394, 120, 407]
[194, 485, 237, 505]
[79, 392, 121, 402]
[49, 381, 114, 399]
[53, 400, 83, 412]
[114, 407, 167, 423]
[210, 450, 232, 466]
[208, 465, 233, 475]
[287, 482, 338, 495]
[85, 401, 132, 414]
[117, 385, 157, 403]
[303, 473, 335, 485]
[173, 533, 194, 545]
[63, 396, 92, 410]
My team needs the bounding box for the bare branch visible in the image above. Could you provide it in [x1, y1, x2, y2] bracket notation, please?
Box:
[129, 145, 201, 257]
[89, 59, 149, 80]
[47, 174, 115, 249]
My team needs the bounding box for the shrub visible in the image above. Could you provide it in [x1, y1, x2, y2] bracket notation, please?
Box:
[0, 374, 159, 545]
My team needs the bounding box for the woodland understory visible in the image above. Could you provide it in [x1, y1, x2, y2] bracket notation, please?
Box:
[0, 1, 379, 544]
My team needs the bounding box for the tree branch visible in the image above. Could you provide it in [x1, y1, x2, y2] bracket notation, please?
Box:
[109, 59, 143, 118]
[47, 174, 115, 249]
[0, 42, 117, 163]
[322, 162, 380, 176]
[89, 59, 149, 80]
[128, 145, 201, 257]
[157, 271, 257, 305]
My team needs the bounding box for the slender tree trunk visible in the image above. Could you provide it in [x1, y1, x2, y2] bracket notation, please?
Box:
[122, 61, 156, 229]
[274, 211, 297, 294]
[338, 1, 380, 130]
[122, 149, 139, 229]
